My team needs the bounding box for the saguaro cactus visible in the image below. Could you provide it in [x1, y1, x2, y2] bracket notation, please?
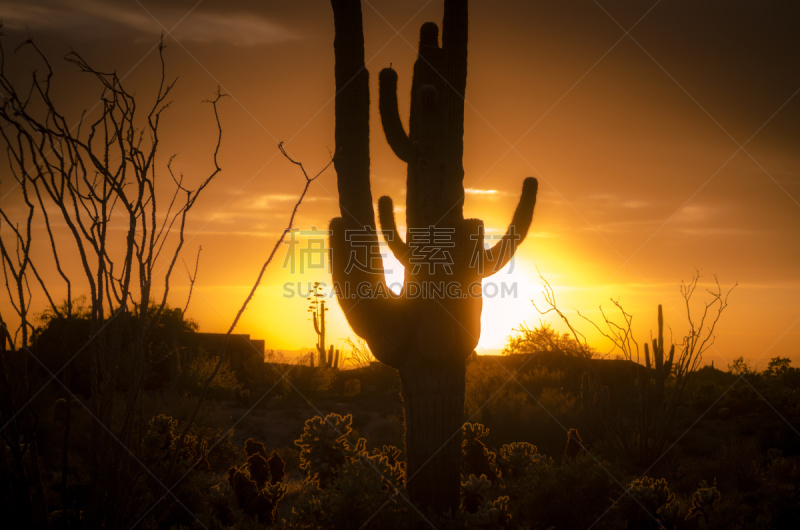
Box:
[329, 0, 538, 511]
[643, 305, 675, 401]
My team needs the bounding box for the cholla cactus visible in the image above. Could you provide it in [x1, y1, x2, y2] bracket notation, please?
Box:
[244, 437, 268, 460]
[686, 479, 720, 522]
[206, 482, 237, 526]
[625, 476, 675, 527]
[372, 445, 403, 468]
[143, 414, 178, 460]
[461, 475, 512, 526]
[247, 452, 270, 489]
[460, 474, 491, 513]
[267, 451, 286, 484]
[657, 500, 681, 528]
[497, 441, 548, 480]
[368, 445, 407, 492]
[294, 413, 366, 488]
[462, 423, 497, 481]
[227, 465, 286, 525]
[470, 494, 512, 528]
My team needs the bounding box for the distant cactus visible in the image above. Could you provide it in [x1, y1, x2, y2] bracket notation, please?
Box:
[564, 428, 584, 461]
[308, 282, 331, 366]
[323, 344, 341, 369]
[643, 304, 675, 401]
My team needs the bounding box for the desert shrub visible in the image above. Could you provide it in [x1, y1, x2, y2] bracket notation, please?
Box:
[686, 479, 721, 522]
[516, 366, 570, 397]
[288, 413, 409, 529]
[465, 360, 580, 456]
[460, 474, 513, 527]
[286, 365, 337, 400]
[136, 414, 236, 528]
[344, 378, 361, 396]
[503, 321, 593, 358]
[286, 455, 414, 530]
[227, 464, 286, 526]
[176, 349, 239, 397]
[506, 452, 621, 529]
[619, 476, 676, 529]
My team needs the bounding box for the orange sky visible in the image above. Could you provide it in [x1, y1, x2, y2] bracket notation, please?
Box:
[1, 0, 798, 368]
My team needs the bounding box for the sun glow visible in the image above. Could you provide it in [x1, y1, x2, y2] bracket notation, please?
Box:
[477, 259, 539, 352]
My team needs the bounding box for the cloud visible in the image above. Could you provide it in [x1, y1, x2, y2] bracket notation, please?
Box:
[0, 0, 299, 46]
[677, 227, 757, 237]
[466, 189, 500, 195]
[244, 193, 332, 210]
[620, 200, 649, 209]
[585, 193, 649, 209]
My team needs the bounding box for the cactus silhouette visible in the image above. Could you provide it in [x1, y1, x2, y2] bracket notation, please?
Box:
[329, 0, 537, 511]
[308, 282, 329, 365]
[643, 304, 675, 401]
[564, 428, 584, 461]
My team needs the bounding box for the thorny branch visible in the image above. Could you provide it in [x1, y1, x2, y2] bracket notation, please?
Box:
[168, 142, 334, 479]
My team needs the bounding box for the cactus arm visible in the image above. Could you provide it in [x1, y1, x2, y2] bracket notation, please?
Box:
[331, 0, 376, 232]
[442, 0, 467, 167]
[442, 0, 467, 86]
[657, 304, 664, 352]
[330, 216, 408, 369]
[330, 1, 396, 346]
[653, 339, 662, 370]
[644, 342, 651, 370]
[378, 196, 411, 267]
[482, 177, 538, 278]
[379, 68, 414, 163]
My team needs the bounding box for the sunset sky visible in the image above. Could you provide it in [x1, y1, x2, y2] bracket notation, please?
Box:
[1, 0, 798, 367]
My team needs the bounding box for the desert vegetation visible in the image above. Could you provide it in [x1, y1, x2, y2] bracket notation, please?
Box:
[4, 299, 799, 528]
[1, 1, 797, 529]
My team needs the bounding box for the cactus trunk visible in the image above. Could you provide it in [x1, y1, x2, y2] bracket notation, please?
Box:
[329, 0, 538, 513]
[399, 358, 466, 512]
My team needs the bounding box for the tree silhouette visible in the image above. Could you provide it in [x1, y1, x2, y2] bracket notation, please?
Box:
[328, 0, 538, 511]
[0, 37, 226, 527]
